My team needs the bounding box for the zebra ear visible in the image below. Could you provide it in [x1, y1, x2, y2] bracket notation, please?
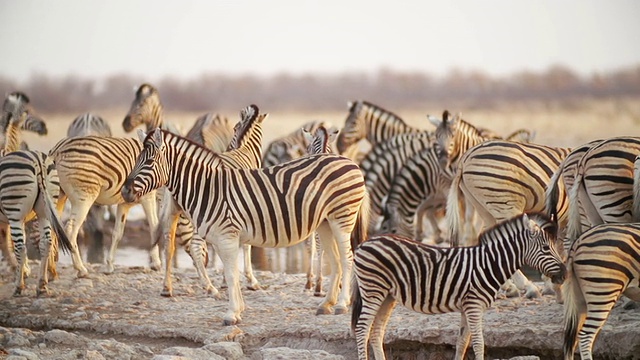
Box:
[302, 128, 313, 143]
[347, 101, 353, 109]
[328, 127, 340, 142]
[136, 129, 147, 142]
[427, 114, 441, 127]
[523, 213, 541, 235]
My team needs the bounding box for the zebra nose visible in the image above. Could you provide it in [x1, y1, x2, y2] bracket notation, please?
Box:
[550, 264, 567, 284]
[122, 115, 133, 132]
[121, 179, 138, 202]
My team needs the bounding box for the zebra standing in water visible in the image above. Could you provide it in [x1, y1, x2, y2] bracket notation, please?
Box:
[566, 137, 640, 243]
[352, 212, 566, 360]
[301, 125, 339, 295]
[156, 106, 263, 298]
[446, 140, 571, 298]
[65, 113, 113, 265]
[563, 223, 640, 360]
[122, 127, 369, 325]
[49, 134, 161, 276]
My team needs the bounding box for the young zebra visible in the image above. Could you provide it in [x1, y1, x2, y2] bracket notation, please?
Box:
[0, 91, 48, 150]
[301, 125, 339, 295]
[156, 105, 264, 298]
[563, 223, 640, 360]
[65, 112, 114, 265]
[447, 140, 571, 298]
[336, 100, 424, 157]
[0, 111, 73, 295]
[122, 128, 369, 325]
[566, 136, 640, 243]
[49, 135, 161, 276]
[352, 212, 566, 360]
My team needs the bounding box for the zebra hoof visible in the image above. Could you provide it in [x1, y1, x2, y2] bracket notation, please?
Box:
[304, 281, 313, 291]
[222, 314, 241, 326]
[316, 306, 333, 315]
[102, 265, 114, 275]
[334, 305, 348, 315]
[149, 262, 161, 272]
[13, 287, 24, 297]
[524, 288, 541, 299]
[246, 284, 262, 291]
[623, 300, 640, 310]
[504, 288, 520, 298]
[313, 291, 326, 298]
[36, 286, 50, 297]
[161, 288, 173, 297]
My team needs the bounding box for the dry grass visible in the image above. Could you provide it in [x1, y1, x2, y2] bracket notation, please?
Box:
[22, 97, 640, 154]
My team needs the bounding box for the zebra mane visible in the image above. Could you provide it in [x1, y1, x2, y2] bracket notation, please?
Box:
[477, 212, 557, 244]
[360, 100, 407, 125]
[135, 83, 157, 100]
[147, 128, 220, 157]
[227, 104, 262, 151]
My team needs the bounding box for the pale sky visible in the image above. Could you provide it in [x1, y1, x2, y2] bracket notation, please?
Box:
[1, 0, 638, 82]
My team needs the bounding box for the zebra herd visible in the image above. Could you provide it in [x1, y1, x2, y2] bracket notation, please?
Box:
[0, 87, 638, 360]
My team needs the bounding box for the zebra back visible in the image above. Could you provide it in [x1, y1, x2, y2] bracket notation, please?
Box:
[567, 136, 640, 242]
[262, 119, 330, 168]
[336, 100, 421, 154]
[67, 113, 113, 138]
[186, 113, 234, 153]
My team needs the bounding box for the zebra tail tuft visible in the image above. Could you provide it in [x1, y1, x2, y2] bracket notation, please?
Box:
[562, 259, 584, 360]
[350, 275, 363, 336]
[351, 191, 370, 252]
[566, 172, 584, 244]
[40, 156, 73, 254]
[545, 166, 563, 221]
[446, 170, 464, 247]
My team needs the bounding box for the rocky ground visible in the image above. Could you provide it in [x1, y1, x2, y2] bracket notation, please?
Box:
[0, 258, 639, 360]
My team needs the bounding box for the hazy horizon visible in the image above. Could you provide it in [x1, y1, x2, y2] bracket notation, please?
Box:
[1, 0, 639, 82]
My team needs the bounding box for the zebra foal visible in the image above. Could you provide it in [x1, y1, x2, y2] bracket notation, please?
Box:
[352, 212, 566, 360]
[563, 223, 640, 360]
[122, 128, 369, 325]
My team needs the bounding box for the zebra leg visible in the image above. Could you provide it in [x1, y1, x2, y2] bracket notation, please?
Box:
[1, 224, 18, 269]
[242, 244, 261, 290]
[369, 296, 397, 360]
[189, 237, 219, 298]
[10, 221, 27, 296]
[577, 288, 622, 360]
[353, 288, 382, 360]
[317, 224, 339, 315]
[104, 204, 132, 274]
[511, 270, 541, 299]
[334, 231, 354, 314]
[462, 303, 486, 360]
[454, 310, 471, 360]
[36, 217, 52, 297]
[140, 192, 162, 271]
[314, 234, 325, 297]
[214, 236, 244, 326]
[500, 279, 521, 298]
[305, 234, 315, 291]
[160, 213, 180, 297]
[63, 199, 90, 278]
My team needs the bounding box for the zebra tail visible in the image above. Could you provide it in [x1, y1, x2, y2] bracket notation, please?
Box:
[351, 191, 370, 252]
[633, 157, 640, 222]
[545, 166, 563, 221]
[446, 170, 464, 247]
[350, 275, 363, 336]
[566, 172, 584, 244]
[562, 260, 585, 360]
[40, 156, 73, 255]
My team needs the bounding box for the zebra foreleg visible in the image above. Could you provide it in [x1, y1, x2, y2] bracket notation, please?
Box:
[215, 236, 244, 326]
[461, 303, 486, 360]
[454, 309, 471, 360]
[317, 225, 340, 315]
[140, 192, 162, 271]
[160, 212, 180, 297]
[188, 236, 219, 298]
[333, 230, 354, 314]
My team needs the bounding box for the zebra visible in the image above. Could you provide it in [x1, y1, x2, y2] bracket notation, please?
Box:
[0, 105, 73, 296]
[121, 128, 370, 325]
[562, 222, 640, 360]
[352, 212, 566, 360]
[157, 106, 264, 298]
[301, 125, 339, 295]
[65, 113, 114, 265]
[566, 136, 640, 243]
[185, 113, 234, 153]
[48, 135, 161, 276]
[446, 140, 571, 298]
[0, 91, 48, 151]
[122, 83, 182, 135]
[262, 119, 330, 168]
[336, 100, 424, 157]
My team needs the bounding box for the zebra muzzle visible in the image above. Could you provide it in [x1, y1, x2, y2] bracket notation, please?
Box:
[549, 264, 567, 284]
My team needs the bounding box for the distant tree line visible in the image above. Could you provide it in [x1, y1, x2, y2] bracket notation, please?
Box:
[1, 64, 639, 113]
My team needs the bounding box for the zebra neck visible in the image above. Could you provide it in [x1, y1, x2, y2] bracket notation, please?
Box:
[4, 121, 22, 152]
[165, 135, 220, 196]
[146, 100, 165, 132]
[480, 237, 525, 286]
[364, 106, 413, 145]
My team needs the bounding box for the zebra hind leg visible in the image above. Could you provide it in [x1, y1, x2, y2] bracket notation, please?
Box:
[10, 222, 28, 296]
[316, 224, 340, 315]
[104, 204, 132, 275]
[242, 244, 261, 290]
[369, 296, 397, 360]
[36, 217, 53, 297]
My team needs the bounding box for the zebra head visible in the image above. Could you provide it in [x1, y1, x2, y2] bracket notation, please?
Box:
[123, 83, 160, 133]
[336, 100, 365, 154]
[226, 104, 265, 151]
[122, 128, 169, 203]
[429, 110, 458, 170]
[2, 92, 31, 131]
[520, 212, 566, 285]
[303, 125, 338, 154]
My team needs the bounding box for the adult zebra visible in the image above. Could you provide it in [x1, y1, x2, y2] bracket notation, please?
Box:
[122, 128, 370, 325]
[0, 91, 48, 150]
[563, 223, 640, 360]
[157, 106, 263, 297]
[262, 119, 331, 168]
[122, 83, 182, 135]
[446, 140, 571, 298]
[566, 136, 640, 243]
[352, 212, 566, 360]
[65, 113, 114, 265]
[336, 100, 424, 157]
[49, 135, 161, 277]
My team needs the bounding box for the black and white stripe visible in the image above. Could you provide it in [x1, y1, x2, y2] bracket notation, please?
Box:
[122, 83, 182, 135]
[122, 128, 370, 326]
[352, 212, 566, 360]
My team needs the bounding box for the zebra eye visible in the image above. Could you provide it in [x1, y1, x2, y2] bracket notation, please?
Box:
[542, 245, 550, 251]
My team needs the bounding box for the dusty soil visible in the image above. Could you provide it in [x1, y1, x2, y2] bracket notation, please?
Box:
[0, 257, 638, 360]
